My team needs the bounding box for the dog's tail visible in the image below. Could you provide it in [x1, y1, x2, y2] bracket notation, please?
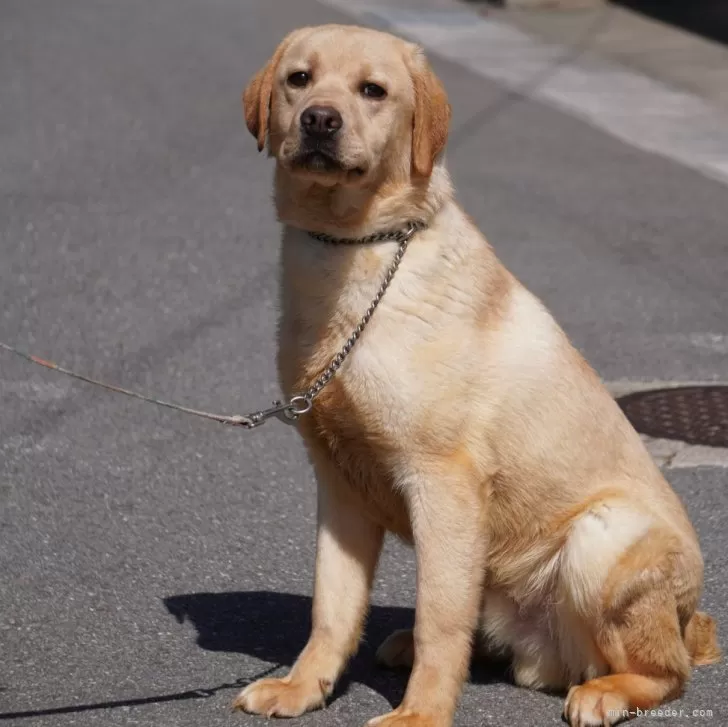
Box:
[685, 611, 721, 666]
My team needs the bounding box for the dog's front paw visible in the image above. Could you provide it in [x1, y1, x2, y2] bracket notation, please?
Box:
[232, 675, 327, 718]
[366, 707, 448, 727]
[563, 683, 629, 727]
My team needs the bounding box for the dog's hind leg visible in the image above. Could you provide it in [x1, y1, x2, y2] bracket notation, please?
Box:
[377, 629, 416, 669]
[562, 522, 713, 727]
[562, 587, 688, 726]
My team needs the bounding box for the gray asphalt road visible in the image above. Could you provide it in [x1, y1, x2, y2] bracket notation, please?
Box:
[1, 1, 726, 726]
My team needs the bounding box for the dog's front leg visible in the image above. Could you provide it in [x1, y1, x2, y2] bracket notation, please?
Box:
[233, 458, 384, 717]
[367, 471, 487, 727]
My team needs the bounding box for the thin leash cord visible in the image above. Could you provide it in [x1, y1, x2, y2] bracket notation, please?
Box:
[0, 221, 423, 430]
[0, 340, 250, 426]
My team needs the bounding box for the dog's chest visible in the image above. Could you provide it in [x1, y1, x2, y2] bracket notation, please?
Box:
[278, 238, 464, 536]
[280, 236, 453, 436]
[290, 310, 429, 538]
[277, 226, 485, 534]
[303, 374, 413, 539]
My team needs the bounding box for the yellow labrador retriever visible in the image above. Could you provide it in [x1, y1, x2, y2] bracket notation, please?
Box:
[234, 24, 719, 727]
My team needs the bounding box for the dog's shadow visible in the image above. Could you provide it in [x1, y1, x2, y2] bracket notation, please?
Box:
[163, 591, 509, 708]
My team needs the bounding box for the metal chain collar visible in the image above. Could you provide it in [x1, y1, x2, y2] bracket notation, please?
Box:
[243, 219, 426, 427]
[307, 220, 426, 246]
[0, 220, 426, 431]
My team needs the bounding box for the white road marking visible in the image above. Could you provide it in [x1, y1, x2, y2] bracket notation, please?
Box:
[322, 0, 728, 187]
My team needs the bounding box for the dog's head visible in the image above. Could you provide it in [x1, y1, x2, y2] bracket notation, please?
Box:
[243, 24, 450, 187]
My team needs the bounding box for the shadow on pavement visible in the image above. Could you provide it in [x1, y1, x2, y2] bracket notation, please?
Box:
[611, 0, 728, 46]
[0, 665, 278, 721]
[164, 591, 510, 708]
[0, 591, 509, 721]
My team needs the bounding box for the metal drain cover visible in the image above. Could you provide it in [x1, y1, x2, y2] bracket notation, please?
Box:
[617, 386, 728, 448]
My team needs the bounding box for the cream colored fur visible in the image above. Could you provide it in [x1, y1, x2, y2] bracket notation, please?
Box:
[234, 24, 719, 727]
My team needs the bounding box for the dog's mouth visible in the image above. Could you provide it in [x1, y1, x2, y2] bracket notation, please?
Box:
[294, 149, 342, 172]
[290, 144, 366, 177]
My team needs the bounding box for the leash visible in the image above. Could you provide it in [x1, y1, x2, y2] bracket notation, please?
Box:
[1, 221, 425, 430]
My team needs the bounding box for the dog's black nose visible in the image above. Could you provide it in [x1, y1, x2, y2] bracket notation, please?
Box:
[300, 106, 343, 138]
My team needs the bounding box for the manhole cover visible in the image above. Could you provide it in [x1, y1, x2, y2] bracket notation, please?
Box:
[617, 386, 728, 448]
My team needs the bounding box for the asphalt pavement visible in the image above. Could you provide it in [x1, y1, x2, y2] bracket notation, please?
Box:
[1, 1, 727, 726]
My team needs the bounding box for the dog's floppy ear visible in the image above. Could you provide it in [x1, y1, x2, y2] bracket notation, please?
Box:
[409, 49, 451, 177]
[243, 31, 299, 152]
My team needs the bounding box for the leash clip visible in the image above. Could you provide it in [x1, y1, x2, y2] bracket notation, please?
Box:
[246, 395, 312, 428]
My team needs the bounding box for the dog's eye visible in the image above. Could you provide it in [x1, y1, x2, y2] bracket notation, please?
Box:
[287, 71, 310, 88]
[361, 82, 387, 99]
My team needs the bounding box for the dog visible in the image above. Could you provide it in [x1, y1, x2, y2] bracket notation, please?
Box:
[233, 24, 720, 727]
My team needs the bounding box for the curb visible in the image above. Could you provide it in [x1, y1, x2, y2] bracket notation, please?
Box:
[465, 0, 604, 10]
